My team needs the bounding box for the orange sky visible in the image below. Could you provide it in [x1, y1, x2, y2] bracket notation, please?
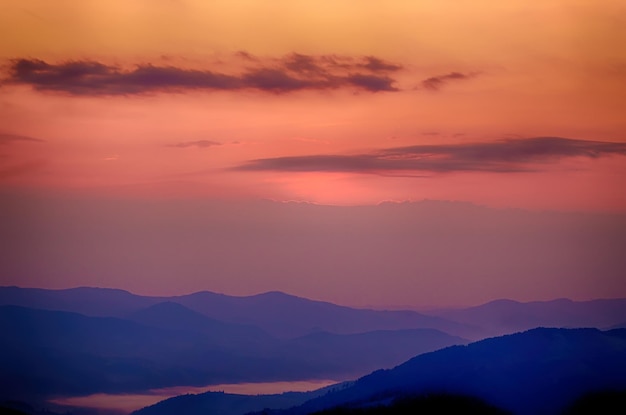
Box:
[2, 2, 626, 307]
[1, 0, 626, 211]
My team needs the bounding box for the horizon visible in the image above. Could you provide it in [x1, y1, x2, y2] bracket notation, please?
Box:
[3, 284, 625, 312]
[2, 1, 626, 309]
[2, 191, 625, 308]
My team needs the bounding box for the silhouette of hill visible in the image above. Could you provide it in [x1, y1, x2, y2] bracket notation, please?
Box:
[266, 328, 626, 415]
[284, 329, 467, 375]
[432, 298, 626, 337]
[0, 401, 66, 415]
[0, 305, 280, 398]
[131, 384, 349, 415]
[172, 290, 476, 338]
[5, 287, 626, 342]
[5, 286, 626, 414]
[0, 305, 464, 401]
[308, 393, 510, 414]
[0, 286, 156, 317]
[127, 302, 274, 350]
[0, 287, 477, 338]
[562, 389, 626, 415]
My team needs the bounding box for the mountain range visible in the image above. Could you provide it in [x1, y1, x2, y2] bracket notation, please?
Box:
[132, 328, 626, 415]
[276, 327, 626, 415]
[0, 286, 472, 402]
[2, 286, 626, 414]
[3, 286, 626, 339]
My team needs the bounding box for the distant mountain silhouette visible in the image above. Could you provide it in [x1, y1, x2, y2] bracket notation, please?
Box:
[0, 286, 156, 317]
[5, 287, 626, 342]
[430, 298, 626, 338]
[0, 305, 463, 401]
[0, 287, 477, 338]
[0, 305, 271, 398]
[308, 393, 511, 414]
[265, 328, 626, 415]
[5, 286, 626, 413]
[284, 329, 467, 375]
[171, 290, 475, 338]
[561, 389, 626, 415]
[127, 301, 274, 350]
[131, 384, 350, 415]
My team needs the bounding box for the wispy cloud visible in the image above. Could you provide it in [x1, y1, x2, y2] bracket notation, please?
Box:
[4, 53, 403, 96]
[237, 137, 626, 174]
[167, 140, 222, 148]
[0, 132, 45, 145]
[420, 72, 477, 91]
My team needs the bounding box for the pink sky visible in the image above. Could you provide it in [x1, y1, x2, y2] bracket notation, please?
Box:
[1, 1, 625, 306]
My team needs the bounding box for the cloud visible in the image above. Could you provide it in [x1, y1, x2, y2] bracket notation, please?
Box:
[0, 132, 44, 145]
[167, 140, 222, 148]
[235, 50, 257, 61]
[346, 74, 397, 92]
[360, 56, 402, 72]
[282, 53, 323, 75]
[4, 53, 403, 96]
[420, 72, 476, 91]
[242, 68, 318, 92]
[237, 137, 626, 174]
[7, 59, 241, 95]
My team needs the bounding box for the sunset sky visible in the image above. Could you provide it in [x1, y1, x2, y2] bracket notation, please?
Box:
[1, 1, 625, 306]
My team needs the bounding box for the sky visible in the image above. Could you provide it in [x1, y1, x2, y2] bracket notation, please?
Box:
[1, 1, 625, 307]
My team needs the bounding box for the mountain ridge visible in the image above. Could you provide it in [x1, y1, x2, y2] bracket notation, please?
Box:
[264, 327, 626, 415]
[0, 286, 477, 338]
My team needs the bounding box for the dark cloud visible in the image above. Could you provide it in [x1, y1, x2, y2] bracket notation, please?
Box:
[237, 137, 626, 174]
[7, 59, 241, 95]
[0, 133, 44, 145]
[242, 68, 318, 92]
[360, 56, 402, 72]
[421, 72, 476, 91]
[347, 74, 397, 92]
[167, 140, 221, 148]
[5, 54, 403, 96]
[283, 53, 323, 75]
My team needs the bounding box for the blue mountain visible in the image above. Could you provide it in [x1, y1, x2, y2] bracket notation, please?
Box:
[0, 304, 464, 401]
[0, 287, 476, 338]
[433, 298, 626, 337]
[267, 328, 626, 415]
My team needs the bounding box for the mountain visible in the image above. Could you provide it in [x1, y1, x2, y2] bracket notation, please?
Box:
[0, 305, 464, 401]
[131, 384, 351, 415]
[0, 305, 318, 399]
[561, 389, 626, 415]
[284, 329, 467, 376]
[4, 287, 626, 341]
[0, 286, 157, 318]
[127, 301, 275, 351]
[267, 328, 626, 415]
[432, 298, 626, 337]
[171, 290, 475, 338]
[128, 302, 465, 370]
[0, 287, 477, 339]
[308, 394, 510, 414]
[0, 305, 288, 399]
